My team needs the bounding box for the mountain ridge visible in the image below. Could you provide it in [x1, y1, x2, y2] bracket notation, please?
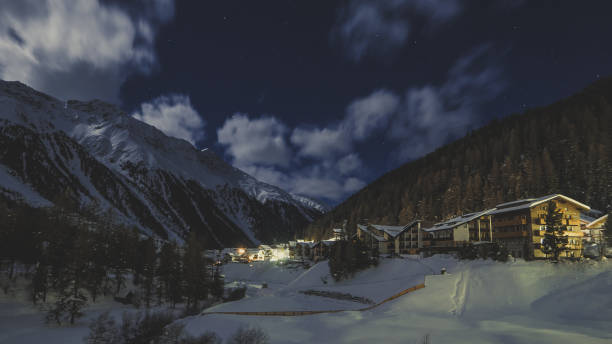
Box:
[0, 80, 325, 246]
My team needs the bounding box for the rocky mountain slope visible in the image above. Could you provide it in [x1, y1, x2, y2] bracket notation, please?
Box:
[307, 77, 612, 239]
[0, 80, 326, 247]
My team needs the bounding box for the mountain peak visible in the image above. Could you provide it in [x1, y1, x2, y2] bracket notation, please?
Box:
[0, 80, 325, 246]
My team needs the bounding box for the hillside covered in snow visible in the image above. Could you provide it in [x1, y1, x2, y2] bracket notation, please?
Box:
[0, 80, 326, 246]
[180, 258, 612, 343]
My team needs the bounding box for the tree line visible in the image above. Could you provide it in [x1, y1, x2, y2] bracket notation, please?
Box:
[0, 199, 223, 325]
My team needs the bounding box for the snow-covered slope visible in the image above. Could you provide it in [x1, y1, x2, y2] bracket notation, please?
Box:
[180, 258, 612, 343]
[0, 80, 325, 246]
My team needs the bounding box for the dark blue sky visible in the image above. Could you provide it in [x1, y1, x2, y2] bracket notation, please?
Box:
[2, 0, 611, 204]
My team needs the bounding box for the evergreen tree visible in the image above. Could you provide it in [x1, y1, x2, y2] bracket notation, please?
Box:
[158, 241, 182, 307]
[328, 239, 374, 282]
[109, 226, 138, 295]
[86, 229, 110, 303]
[182, 233, 209, 309]
[49, 228, 90, 324]
[210, 264, 224, 300]
[139, 237, 157, 308]
[30, 262, 49, 305]
[541, 201, 567, 261]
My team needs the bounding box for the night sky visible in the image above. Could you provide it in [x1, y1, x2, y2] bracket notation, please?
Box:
[1, 0, 612, 204]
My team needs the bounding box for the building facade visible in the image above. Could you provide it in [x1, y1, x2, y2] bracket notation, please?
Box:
[422, 209, 494, 251]
[489, 194, 588, 259]
[357, 221, 421, 255]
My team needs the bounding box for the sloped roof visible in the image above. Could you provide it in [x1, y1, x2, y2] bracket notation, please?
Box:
[333, 228, 345, 233]
[296, 241, 317, 248]
[369, 220, 420, 238]
[424, 209, 495, 232]
[490, 194, 590, 215]
[357, 224, 386, 242]
[586, 214, 608, 229]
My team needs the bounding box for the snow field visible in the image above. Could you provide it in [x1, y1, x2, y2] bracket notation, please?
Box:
[182, 257, 612, 343]
[1, 257, 611, 343]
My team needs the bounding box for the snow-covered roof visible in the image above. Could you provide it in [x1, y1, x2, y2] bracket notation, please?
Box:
[321, 240, 336, 246]
[586, 214, 608, 229]
[357, 224, 386, 242]
[423, 209, 495, 233]
[368, 220, 420, 238]
[490, 194, 590, 215]
[333, 228, 345, 233]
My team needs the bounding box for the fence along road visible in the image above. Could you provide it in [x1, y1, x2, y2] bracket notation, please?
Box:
[201, 283, 426, 317]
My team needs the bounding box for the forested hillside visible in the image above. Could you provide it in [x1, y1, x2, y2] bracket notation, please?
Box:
[307, 77, 612, 239]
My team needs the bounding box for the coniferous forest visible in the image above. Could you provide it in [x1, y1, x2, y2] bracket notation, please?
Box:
[307, 77, 612, 240]
[0, 198, 223, 326]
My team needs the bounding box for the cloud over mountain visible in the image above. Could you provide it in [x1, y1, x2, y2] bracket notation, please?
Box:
[132, 94, 204, 146]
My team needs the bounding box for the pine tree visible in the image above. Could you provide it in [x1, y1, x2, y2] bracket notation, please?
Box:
[158, 241, 182, 307]
[139, 237, 157, 308]
[211, 269, 224, 300]
[541, 201, 567, 261]
[86, 230, 110, 303]
[182, 233, 209, 310]
[30, 263, 49, 304]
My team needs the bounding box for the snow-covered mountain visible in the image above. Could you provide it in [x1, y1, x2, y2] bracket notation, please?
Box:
[0, 80, 326, 247]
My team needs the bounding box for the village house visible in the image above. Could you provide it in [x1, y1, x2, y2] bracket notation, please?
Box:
[333, 227, 348, 241]
[357, 220, 421, 255]
[294, 241, 317, 260]
[582, 214, 608, 245]
[489, 194, 589, 259]
[312, 240, 335, 261]
[422, 209, 495, 251]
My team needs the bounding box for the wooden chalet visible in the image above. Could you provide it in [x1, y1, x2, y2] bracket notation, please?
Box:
[582, 214, 608, 245]
[489, 194, 589, 259]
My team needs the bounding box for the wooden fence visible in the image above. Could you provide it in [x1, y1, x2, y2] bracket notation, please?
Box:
[201, 283, 426, 317]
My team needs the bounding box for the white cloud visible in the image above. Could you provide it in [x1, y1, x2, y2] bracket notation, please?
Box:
[343, 177, 367, 194]
[291, 173, 367, 201]
[290, 126, 351, 159]
[346, 89, 400, 139]
[237, 161, 366, 202]
[390, 45, 504, 160]
[0, 0, 174, 102]
[217, 114, 292, 167]
[333, 0, 462, 62]
[290, 90, 399, 160]
[132, 95, 205, 146]
[337, 153, 363, 175]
